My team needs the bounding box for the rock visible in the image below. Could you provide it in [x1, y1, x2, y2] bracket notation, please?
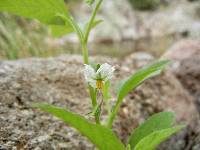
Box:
[162, 39, 200, 63]
[0, 54, 198, 149]
[162, 40, 200, 149]
[162, 40, 200, 112]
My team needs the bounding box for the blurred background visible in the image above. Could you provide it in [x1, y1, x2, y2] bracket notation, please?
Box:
[0, 0, 200, 60]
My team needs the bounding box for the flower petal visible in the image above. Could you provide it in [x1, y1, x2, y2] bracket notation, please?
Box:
[89, 79, 96, 89]
[97, 63, 115, 80]
[84, 64, 96, 82]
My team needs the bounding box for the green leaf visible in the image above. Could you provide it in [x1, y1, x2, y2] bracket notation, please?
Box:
[128, 112, 175, 149]
[34, 104, 125, 150]
[107, 60, 170, 127]
[117, 60, 170, 101]
[50, 24, 74, 37]
[0, 0, 69, 25]
[134, 125, 185, 150]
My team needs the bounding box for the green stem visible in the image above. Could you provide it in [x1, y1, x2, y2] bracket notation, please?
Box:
[84, 0, 103, 44]
[59, 14, 84, 43]
[62, 0, 104, 124]
[58, 14, 88, 64]
[95, 114, 101, 124]
[106, 97, 121, 128]
[68, 17, 89, 64]
[83, 0, 104, 124]
[95, 91, 104, 125]
[82, 43, 89, 64]
[89, 85, 97, 107]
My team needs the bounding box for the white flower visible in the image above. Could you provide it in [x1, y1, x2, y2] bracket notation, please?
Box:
[84, 63, 115, 89]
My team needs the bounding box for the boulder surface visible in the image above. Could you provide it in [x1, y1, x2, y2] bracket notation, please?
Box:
[0, 54, 198, 149]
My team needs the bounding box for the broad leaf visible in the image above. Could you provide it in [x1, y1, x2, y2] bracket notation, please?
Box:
[34, 104, 125, 150]
[0, 0, 69, 25]
[128, 112, 175, 149]
[117, 60, 170, 101]
[50, 24, 74, 37]
[134, 125, 185, 150]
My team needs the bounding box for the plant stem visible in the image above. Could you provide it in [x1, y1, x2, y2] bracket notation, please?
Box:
[89, 85, 97, 107]
[65, 0, 104, 124]
[83, 0, 104, 124]
[84, 0, 103, 44]
[68, 17, 89, 64]
[82, 43, 89, 64]
[95, 91, 104, 125]
[81, 0, 104, 64]
[106, 97, 121, 128]
[80, 0, 104, 64]
[58, 14, 88, 64]
[95, 116, 100, 124]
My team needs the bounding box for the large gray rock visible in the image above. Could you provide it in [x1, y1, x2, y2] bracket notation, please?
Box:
[0, 54, 198, 149]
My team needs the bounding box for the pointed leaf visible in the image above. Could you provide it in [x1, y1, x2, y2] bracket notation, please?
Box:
[34, 104, 125, 150]
[134, 125, 185, 150]
[107, 60, 171, 127]
[0, 0, 69, 25]
[117, 60, 170, 101]
[128, 112, 175, 149]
